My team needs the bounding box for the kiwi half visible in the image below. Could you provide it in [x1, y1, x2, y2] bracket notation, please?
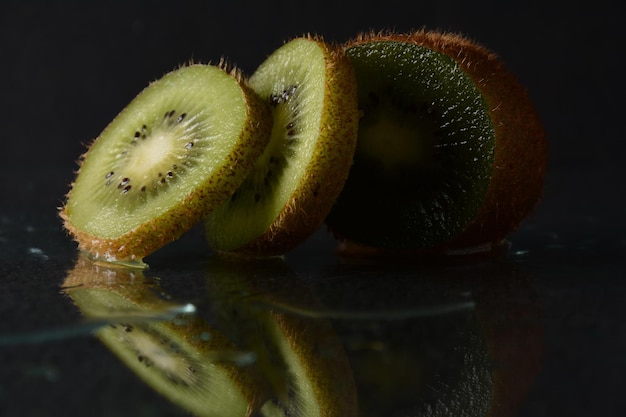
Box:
[63, 256, 269, 417]
[204, 36, 359, 256]
[326, 30, 547, 253]
[61, 64, 271, 264]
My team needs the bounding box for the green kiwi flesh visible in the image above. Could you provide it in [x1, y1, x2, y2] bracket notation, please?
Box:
[61, 64, 271, 263]
[204, 37, 358, 256]
[63, 256, 268, 417]
[326, 39, 496, 250]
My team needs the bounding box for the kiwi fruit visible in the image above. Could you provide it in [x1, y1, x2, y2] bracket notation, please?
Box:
[204, 257, 358, 417]
[63, 256, 270, 417]
[326, 30, 547, 254]
[204, 36, 359, 256]
[60, 64, 271, 265]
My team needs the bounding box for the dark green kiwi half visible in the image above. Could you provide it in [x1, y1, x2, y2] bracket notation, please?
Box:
[326, 31, 547, 253]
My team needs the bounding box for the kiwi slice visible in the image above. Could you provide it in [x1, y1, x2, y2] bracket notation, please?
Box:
[62, 256, 269, 417]
[204, 36, 359, 256]
[326, 31, 547, 253]
[204, 258, 358, 417]
[61, 64, 271, 264]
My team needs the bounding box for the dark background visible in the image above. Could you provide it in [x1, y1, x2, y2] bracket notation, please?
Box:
[1, 1, 622, 220]
[0, 1, 624, 417]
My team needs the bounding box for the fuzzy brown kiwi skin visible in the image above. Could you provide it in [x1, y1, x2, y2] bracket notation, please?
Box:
[336, 30, 547, 257]
[60, 65, 272, 263]
[225, 36, 359, 258]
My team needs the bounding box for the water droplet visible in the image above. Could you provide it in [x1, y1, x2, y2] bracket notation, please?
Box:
[27, 247, 49, 260]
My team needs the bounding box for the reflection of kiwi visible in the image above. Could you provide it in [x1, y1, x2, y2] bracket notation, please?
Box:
[61, 64, 271, 265]
[205, 36, 359, 256]
[205, 257, 358, 417]
[453, 261, 544, 417]
[326, 31, 547, 253]
[308, 259, 543, 417]
[63, 256, 269, 417]
[309, 264, 493, 417]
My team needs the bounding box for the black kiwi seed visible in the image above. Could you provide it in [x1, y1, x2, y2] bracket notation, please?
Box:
[270, 95, 280, 106]
[118, 178, 130, 190]
[269, 85, 298, 106]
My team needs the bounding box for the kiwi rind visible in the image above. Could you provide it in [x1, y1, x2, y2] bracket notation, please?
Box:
[204, 35, 359, 257]
[327, 30, 547, 253]
[61, 63, 272, 264]
[63, 256, 269, 417]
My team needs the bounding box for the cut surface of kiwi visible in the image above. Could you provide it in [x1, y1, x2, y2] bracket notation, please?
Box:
[61, 64, 271, 263]
[204, 36, 359, 256]
[326, 31, 547, 252]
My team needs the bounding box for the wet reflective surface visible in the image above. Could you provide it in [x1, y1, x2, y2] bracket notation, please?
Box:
[2, 174, 624, 416]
